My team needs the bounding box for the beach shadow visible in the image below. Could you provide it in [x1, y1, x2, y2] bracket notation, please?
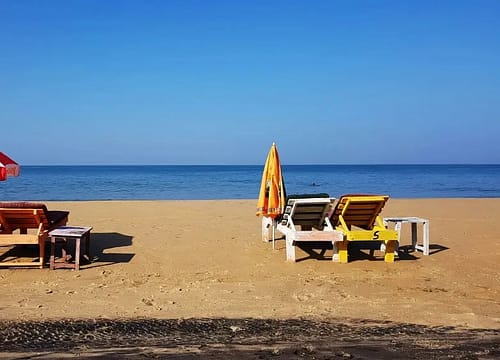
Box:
[392, 246, 420, 261]
[87, 232, 135, 268]
[0, 317, 497, 359]
[0, 245, 42, 266]
[342, 241, 420, 262]
[428, 243, 449, 255]
[296, 241, 333, 262]
[49, 232, 135, 269]
[389, 243, 449, 258]
[266, 239, 335, 262]
[272, 238, 444, 262]
[293, 241, 421, 263]
[0, 233, 135, 269]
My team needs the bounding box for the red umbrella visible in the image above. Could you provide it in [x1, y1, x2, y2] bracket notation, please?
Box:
[0, 152, 20, 181]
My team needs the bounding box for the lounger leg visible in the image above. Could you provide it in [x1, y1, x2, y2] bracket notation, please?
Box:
[262, 217, 270, 242]
[384, 240, 397, 263]
[50, 237, 56, 270]
[332, 240, 348, 263]
[285, 237, 296, 262]
[262, 217, 275, 244]
[39, 239, 45, 269]
[332, 241, 339, 262]
[381, 241, 399, 258]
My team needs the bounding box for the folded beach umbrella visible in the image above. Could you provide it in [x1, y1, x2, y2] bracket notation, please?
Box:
[257, 143, 286, 249]
[257, 143, 286, 218]
[0, 152, 20, 181]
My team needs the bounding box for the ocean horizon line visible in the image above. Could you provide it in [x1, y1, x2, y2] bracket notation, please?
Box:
[21, 163, 500, 167]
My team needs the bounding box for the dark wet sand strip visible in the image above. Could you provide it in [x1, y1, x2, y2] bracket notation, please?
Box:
[0, 318, 498, 359]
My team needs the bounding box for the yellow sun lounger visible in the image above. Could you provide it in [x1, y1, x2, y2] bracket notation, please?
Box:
[329, 195, 398, 263]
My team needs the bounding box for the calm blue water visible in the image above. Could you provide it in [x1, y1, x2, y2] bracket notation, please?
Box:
[1, 165, 499, 201]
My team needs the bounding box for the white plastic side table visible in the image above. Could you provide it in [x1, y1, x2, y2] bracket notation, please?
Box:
[383, 217, 430, 256]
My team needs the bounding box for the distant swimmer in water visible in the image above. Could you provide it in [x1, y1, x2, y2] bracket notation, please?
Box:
[311, 182, 319, 187]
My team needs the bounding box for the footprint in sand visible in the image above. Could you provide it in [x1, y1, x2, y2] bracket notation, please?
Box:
[141, 297, 154, 306]
[293, 293, 312, 302]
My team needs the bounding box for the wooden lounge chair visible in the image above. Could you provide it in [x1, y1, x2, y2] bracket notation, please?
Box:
[0, 202, 69, 268]
[329, 195, 399, 263]
[276, 195, 343, 262]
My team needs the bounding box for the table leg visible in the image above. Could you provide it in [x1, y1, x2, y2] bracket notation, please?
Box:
[423, 220, 430, 256]
[75, 237, 81, 271]
[86, 231, 91, 262]
[411, 222, 418, 251]
[394, 222, 402, 254]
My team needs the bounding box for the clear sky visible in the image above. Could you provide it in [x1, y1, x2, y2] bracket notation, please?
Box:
[1, 0, 499, 165]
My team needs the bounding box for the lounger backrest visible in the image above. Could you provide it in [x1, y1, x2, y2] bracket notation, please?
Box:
[281, 197, 334, 230]
[0, 202, 50, 233]
[330, 195, 389, 230]
[0, 208, 49, 233]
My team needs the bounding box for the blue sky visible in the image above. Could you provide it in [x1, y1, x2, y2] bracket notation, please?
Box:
[1, 0, 499, 165]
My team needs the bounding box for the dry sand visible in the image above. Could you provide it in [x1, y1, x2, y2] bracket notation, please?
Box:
[0, 199, 499, 358]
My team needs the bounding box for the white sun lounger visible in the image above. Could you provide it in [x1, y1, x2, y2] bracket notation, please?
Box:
[276, 197, 343, 262]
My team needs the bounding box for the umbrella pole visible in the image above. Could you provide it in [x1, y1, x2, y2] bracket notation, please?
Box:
[272, 219, 276, 250]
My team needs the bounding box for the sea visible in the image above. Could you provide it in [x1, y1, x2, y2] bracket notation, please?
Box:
[1, 165, 499, 201]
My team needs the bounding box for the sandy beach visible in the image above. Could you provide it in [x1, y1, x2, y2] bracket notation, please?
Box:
[0, 198, 499, 358]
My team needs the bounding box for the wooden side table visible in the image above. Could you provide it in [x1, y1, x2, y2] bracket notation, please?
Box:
[49, 226, 92, 270]
[383, 217, 429, 255]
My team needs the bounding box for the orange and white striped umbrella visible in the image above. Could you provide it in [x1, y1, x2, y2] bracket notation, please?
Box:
[256, 143, 286, 218]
